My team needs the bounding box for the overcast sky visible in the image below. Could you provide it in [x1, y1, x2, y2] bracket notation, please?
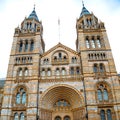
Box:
[0, 0, 120, 78]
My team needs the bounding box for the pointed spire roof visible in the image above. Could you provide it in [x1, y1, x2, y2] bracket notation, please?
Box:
[28, 5, 39, 21]
[80, 1, 90, 17]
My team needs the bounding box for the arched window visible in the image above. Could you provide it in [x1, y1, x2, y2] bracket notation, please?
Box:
[62, 68, 66, 75]
[63, 56, 67, 61]
[55, 116, 61, 120]
[16, 88, 26, 105]
[97, 84, 109, 102]
[22, 92, 26, 104]
[58, 53, 62, 60]
[54, 56, 57, 61]
[71, 57, 74, 63]
[24, 68, 28, 76]
[16, 93, 20, 104]
[14, 113, 19, 120]
[100, 63, 105, 73]
[30, 57, 32, 63]
[100, 110, 106, 120]
[86, 39, 90, 48]
[70, 67, 74, 75]
[18, 68, 22, 76]
[107, 109, 112, 120]
[91, 38, 96, 48]
[54, 100, 70, 107]
[47, 68, 51, 76]
[56, 68, 60, 76]
[20, 112, 25, 120]
[64, 116, 71, 120]
[93, 64, 98, 73]
[103, 89, 108, 101]
[30, 41, 34, 51]
[97, 37, 101, 48]
[76, 67, 80, 75]
[19, 42, 23, 52]
[97, 89, 102, 101]
[41, 69, 45, 76]
[24, 41, 28, 52]
[22, 57, 26, 64]
[71, 57, 77, 63]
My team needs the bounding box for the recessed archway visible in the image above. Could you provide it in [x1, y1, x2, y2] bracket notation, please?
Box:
[39, 84, 84, 120]
[40, 84, 84, 109]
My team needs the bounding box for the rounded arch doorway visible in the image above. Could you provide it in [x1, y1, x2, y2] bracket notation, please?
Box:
[55, 116, 61, 120]
[64, 116, 71, 120]
[39, 84, 85, 120]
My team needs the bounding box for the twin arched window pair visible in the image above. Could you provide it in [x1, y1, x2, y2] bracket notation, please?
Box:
[71, 57, 77, 63]
[14, 112, 25, 120]
[43, 58, 49, 64]
[16, 88, 26, 104]
[18, 67, 29, 77]
[19, 40, 34, 52]
[97, 84, 109, 102]
[93, 63, 105, 76]
[54, 53, 67, 61]
[55, 116, 70, 120]
[100, 109, 112, 120]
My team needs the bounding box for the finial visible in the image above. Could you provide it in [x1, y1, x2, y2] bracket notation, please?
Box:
[82, 0, 84, 7]
[34, 4, 35, 10]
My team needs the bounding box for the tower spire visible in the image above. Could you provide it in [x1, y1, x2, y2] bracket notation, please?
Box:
[82, 0, 84, 7]
[34, 4, 35, 11]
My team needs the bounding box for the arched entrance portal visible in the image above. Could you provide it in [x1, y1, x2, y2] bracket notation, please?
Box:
[39, 85, 85, 120]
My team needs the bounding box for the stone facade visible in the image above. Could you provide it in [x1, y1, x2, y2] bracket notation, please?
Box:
[0, 5, 120, 120]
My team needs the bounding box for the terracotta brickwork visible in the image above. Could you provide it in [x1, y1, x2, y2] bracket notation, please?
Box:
[0, 5, 120, 120]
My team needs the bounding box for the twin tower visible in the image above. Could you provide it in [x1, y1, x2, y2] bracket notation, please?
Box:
[0, 3, 120, 120]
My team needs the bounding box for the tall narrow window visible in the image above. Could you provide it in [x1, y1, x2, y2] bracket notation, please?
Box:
[86, 39, 90, 48]
[24, 68, 28, 76]
[103, 89, 108, 101]
[100, 63, 105, 76]
[97, 84, 110, 102]
[20, 112, 25, 120]
[22, 92, 26, 104]
[97, 89, 102, 101]
[16, 93, 20, 104]
[72, 57, 74, 63]
[47, 68, 51, 76]
[93, 64, 98, 73]
[19, 42, 23, 52]
[91, 38, 96, 48]
[42, 69, 45, 76]
[76, 67, 80, 75]
[16, 88, 26, 105]
[56, 68, 60, 76]
[107, 109, 112, 120]
[97, 37, 101, 48]
[30, 41, 34, 51]
[100, 110, 106, 120]
[62, 68, 66, 75]
[64, 56, 67, 61]
[24, 41, 28, 52]
[18, 68, 22, 76]
[100, 64, 104, 72]
[70, 67, 74, 75]
[14, 113, 19, 120]
[58, 53, 62, 60]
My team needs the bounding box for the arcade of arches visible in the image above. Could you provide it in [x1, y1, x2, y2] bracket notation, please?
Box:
[39, 85, 85, 120]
